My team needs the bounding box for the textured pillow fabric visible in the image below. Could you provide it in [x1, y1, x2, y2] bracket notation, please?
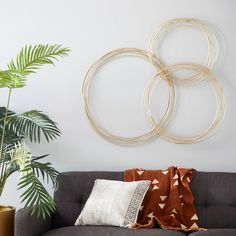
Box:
[75, 179, 150, 228]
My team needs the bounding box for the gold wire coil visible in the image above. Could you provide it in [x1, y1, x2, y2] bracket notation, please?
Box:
[148, 18, 219, 85]
[143, 63, 226, 144]
[82, 48, 175, 145]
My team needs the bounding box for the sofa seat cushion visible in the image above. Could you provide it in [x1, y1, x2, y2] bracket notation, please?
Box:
[42, 226, 186, 236]
[190, 229, 236, 236]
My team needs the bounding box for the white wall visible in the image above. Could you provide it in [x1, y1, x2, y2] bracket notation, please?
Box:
[0, 0, 236, 208]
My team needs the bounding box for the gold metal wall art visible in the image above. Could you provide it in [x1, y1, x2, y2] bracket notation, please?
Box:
[82, 48, 173, 145]
[148, 18, 219, 84]
[143, 63, 225, 144]
[82, 18, 226, 145]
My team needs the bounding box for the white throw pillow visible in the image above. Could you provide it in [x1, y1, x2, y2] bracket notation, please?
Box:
[75, 179, 150, 228]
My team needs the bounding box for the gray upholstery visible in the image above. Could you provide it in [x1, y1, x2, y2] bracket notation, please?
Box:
[15, 171, 236, 236]
[15, 208, 52, 236]
[190, 229, 236, 236]
[53, 171, 123, 228]
[191, 172, 236, 228]
[42, 226, 186, 236]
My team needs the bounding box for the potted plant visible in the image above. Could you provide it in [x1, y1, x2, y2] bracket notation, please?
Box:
[0, 44, 69, 236]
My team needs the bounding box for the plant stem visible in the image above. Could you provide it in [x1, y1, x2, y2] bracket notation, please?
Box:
[0, 89, 12, 156]
[0, 88, 12, 193]
[0, 169, 14, 197]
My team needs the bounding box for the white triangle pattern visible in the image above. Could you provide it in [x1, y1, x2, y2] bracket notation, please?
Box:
[190, 223, 199, 229]
[160, 195, 167, 201]
[137, 170, 144, 176]
[152, 185, 159, 191]
[159, 203, 166, 209]
[191, 214, 198, 220]
[134, 169, 196, 230]
[147, 212, 154, 218]
[152, 179, 159, 184]
[171, 208, 177, 214]
[173, 180, 178, 186]
[173, 174, 178, 179]
[181, 224, 187, 229]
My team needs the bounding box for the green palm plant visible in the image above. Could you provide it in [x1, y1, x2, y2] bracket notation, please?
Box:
[0, 44, 69, 218]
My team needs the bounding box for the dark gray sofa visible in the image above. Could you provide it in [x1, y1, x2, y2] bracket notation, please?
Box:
[15, 171, 236, 236]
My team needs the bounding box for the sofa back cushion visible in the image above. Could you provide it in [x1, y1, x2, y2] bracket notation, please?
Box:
[191, 171, 236, 228]
[53, 171, 123, 228]
[53, 171, 236, 229]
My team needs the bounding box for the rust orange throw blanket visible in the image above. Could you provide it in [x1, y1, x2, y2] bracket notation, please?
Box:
[124, 167, 204, 232]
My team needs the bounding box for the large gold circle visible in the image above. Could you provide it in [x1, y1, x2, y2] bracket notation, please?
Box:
[148, 18, 218, 84]
[82, 48, 175, 145]
[143, 63, 226, 144]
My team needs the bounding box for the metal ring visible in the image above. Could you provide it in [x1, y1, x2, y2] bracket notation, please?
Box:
[143, 63, 225, 144]
[148, 18, 218, 84]
[82, 48, 175, 145]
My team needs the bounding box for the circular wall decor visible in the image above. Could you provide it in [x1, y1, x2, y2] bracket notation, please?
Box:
[143, 63, 226, 144]
[82, 48, 175, 145]
[148, 18, 218, 85]
[82, 18, 226, 145]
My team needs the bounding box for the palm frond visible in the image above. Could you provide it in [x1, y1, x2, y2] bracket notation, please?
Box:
[0, 107, 19, 149]
[8, 44, 70, 76]
[0, 70, 26, 88]
[18, 167, 56, 219]
[0, 71, 12, 88]
[0, 107, 15, 119]
[31, 155, 59, 189]
[6, 110, 61, 143]
[0, 125, 23, 155]
[9, 142, 32, 170]
[0, 140, 23, 163]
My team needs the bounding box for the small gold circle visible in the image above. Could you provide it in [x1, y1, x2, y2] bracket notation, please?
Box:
[148, 18, 218, 84]
[143, 63, 226, 144]
[82, 48, 175, 145]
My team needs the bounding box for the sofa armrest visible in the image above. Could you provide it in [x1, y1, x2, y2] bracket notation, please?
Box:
[15, 208, 53, 236]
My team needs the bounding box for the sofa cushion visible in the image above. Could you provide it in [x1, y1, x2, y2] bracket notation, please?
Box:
[53, 171, 124, 228]
[189, 229, 236, 236]
[42, 226, 186, 236]
[75, 179, 150, 228]
[191, 172, 236, 228]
